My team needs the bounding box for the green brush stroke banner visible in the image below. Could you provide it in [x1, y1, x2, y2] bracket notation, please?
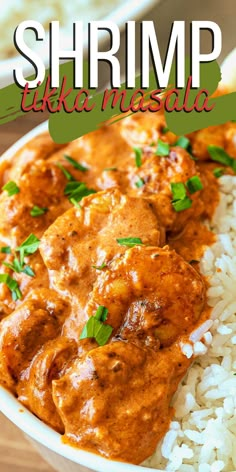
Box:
[0, 58, 236, 143]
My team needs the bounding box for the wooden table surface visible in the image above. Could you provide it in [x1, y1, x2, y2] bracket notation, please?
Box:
[0, 1, 235, 466]
[0, 111, 54, 472]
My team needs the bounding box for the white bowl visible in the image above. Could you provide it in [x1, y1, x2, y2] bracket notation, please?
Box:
[0, 386, 163, 472]
[0, 387, 161, 472]
[0, 0, 157, 89]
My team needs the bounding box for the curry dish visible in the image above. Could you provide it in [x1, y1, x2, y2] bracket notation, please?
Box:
[0, 105, 235, 464]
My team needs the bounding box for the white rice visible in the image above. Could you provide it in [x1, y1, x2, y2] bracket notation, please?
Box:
[143, 175, 236, 472]
[0, 0, 124, 60]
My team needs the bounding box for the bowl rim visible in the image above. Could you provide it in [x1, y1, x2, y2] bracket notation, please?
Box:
[0, 386, 160, 472]
[0, 119, 162, 472]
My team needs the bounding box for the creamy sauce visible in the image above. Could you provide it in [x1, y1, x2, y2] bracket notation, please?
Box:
[0, 107, 235, 463]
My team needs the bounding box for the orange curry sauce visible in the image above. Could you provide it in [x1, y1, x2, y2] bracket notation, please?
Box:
[0, 105, 235, 463]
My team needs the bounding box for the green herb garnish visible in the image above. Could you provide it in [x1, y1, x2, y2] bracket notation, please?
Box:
[57, 163, 75, 181]
[208, 145, 236, 172]
[3, 257, 35, 277]
[0, 246, 11, 254]
[170, 182, 192, 213]
[64, 155, 88, 172]
[172, 197, 192, 212]
[30, 206, 48, 217]
[0, 273, 22, 301]
[103, 167, 117, 171]
[2, 181, 20, 196]
[173, 136, 197, 161]
[162, 126, 169, 134]
[94, 306, 108, 321]
[70, 198, 81, 208]
[64, 182, 96, 203]
[64, 181, 81, 195]
[155, 139, 170, 157]
[170, 176, 203, 212]
[3, 258, 22, 273]
[170, 182, 186, 201]
[213, 167, 225, 178]
[135, 177, 145, 188]
[22, 265, 35, 277]
[186, 176, 203, 194]
[16, 234, 40, 265]
[133, 147, 142, 167]
[116, 237, 143, 247]
[3, 234, 39, 277]
[175, 136, 190, 150]
[80, 306, 112, 346]
[92, 262, 107, 270]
